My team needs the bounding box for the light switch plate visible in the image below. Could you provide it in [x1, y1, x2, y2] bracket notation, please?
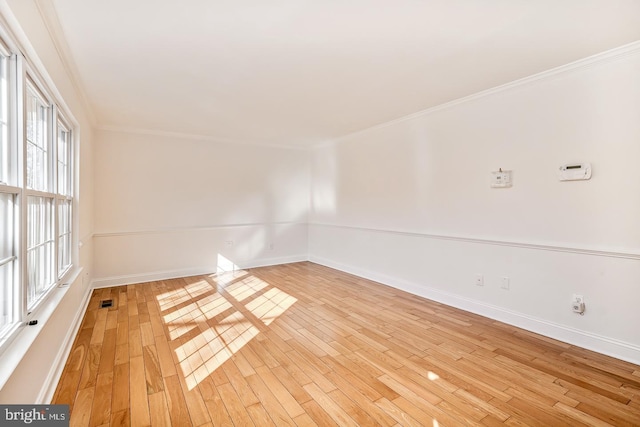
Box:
[491, 170, 512, 188]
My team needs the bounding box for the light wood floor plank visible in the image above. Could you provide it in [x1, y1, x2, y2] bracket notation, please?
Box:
[148, 391, 172, 427]
[303, 382, 359, 427]
[129, 356, 150, 427]
[245, 402, 276, 427]
[53, 262, 640, 426]
[256, 364, 306, 418]
[216, 382, 255, 426]
[244, 371, 296, 425]
[89, 372, 112, 427]
[70, 386, 93, 427]
[163, 375, 192, 427]
[197, 376, 233, 426]
[301, 399, 339, 427]
[375, 397, 423, 427]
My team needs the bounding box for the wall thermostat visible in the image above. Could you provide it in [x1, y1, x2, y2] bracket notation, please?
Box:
[491, 169, 512, 188]
[558, 163, 591, 181]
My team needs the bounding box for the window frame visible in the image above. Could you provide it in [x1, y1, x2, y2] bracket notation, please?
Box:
[0, 30, 78, 353]
[0, 37, 19, 344]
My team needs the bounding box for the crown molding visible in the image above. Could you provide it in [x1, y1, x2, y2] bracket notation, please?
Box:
[315, 40, 640, 149]
[96, 125, 310, 151]
[34, 0, 97, 126]
[0, 1, 78, 128]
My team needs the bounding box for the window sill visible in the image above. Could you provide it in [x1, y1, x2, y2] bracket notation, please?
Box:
[0, 266, 83, 393]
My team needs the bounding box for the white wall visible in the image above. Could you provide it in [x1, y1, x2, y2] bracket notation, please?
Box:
[2, 0, 638, 403]
[92, 130, 309, 286]
[309, 46, 640, 363]
[0, 0, 95, 402]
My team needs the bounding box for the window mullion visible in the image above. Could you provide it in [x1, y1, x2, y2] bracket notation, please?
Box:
[17, 53, 26, 320]
[51, 105, 58, 280]
[24, 188, 54, 198]
[0, 255, 17, 267]
[27, 238, 54, 252]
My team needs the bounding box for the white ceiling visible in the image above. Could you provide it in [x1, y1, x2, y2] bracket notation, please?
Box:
[39, 0, 640, 147]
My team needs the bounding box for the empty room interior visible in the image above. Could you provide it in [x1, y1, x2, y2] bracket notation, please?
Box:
[0, 0, 639, 425]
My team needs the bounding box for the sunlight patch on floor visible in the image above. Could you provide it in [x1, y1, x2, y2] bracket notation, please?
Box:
[178, 310, 260, 390]
[225, 276, 269, 302]
[209, 269, 248, 286]
[216, 254, 240, 275]
[160, 262, 297, 390]
[163, 293, 234, 340]
[156, 279, 213, 311]
[245, 287, 297, 326]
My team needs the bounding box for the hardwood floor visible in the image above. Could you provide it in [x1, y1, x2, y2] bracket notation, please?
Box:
[53, 262, 640, 426]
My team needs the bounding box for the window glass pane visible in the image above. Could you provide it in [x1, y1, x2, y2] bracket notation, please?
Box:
[0, 262, 13, 333]
[58, 199, 68, 234]
[27, 195, 54, 308]
[0, 54, 7, 185]
[58, 199, 71, 274]
[0, 192, 15, 331]
[57, 125, 70, 196]
[0, 192, 12, 259]
[26, 84, 49, 192]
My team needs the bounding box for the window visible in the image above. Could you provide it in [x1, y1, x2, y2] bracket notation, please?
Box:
[0, 30, 76, 349]
[24, 79, 57, 308]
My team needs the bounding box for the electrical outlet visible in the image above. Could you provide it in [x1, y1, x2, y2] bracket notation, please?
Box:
[572, 301, 585, 314]
[475, 274, 484, 286]
[225, 240, 234, 246]
[501, 277, 510, 290]
[572, 294, 585, 315]
[268, 243, 274, 250]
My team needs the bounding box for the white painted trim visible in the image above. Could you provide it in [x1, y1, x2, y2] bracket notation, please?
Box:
[92, 267, 217, 289]
[314, 40, 640, 149]
[36, 281, 92, 403]
[308, 255, 640, 365]
[92, 254, 308, 289]
[0, 1, 80, 129]
[34, 0, 97, 126]
[94, 221, 306, 238]
[237, 254, 309, 271]
[0, 268, 83, 393]
[309, 223, 640, 260]
[97, 125, 309, 151]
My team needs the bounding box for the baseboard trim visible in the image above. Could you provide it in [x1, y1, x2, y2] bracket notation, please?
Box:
[92, 254, 309, 289]
[309, 255, 640, 365]
[36, 281, 93, 403]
